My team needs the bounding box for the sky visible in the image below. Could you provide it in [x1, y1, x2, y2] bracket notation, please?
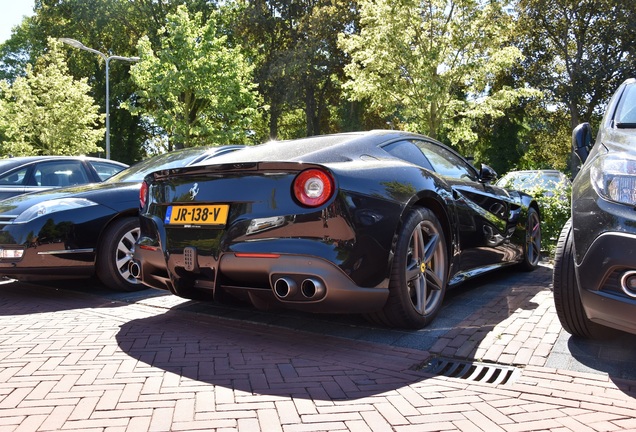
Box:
[0, 0, 35, 43]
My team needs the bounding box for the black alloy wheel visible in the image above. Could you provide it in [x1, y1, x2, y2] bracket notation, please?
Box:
[373, 207, 448, 329]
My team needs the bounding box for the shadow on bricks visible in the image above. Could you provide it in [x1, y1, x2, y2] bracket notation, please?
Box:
[115, 308, 434, 402]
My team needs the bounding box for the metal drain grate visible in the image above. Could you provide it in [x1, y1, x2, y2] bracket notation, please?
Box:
[415, 356, 521, 385]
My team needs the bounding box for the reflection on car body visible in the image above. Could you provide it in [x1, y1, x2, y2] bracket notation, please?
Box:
[133, 130, 541, 329]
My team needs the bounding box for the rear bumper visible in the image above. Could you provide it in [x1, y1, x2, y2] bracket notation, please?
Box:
[134, 247, 389, 314]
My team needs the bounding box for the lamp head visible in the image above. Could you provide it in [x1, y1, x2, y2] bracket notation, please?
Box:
[59, 38, 86, 49]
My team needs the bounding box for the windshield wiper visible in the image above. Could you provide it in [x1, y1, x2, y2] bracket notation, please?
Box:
[616, 122, 636, 129]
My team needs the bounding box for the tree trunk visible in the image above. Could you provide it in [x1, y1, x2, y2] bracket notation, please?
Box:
[269, 102, 280, 140]
[305, 83, 317, 136]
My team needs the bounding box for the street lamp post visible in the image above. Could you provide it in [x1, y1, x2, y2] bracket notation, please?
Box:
[60, 38, 139, 160]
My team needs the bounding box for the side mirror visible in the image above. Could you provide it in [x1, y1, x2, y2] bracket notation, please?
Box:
[572, 122, 593, 165]
[479, 164, 497, 183]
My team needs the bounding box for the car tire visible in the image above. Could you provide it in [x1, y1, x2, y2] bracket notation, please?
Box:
[96, 217, 145, 292]
[519, 206, 541, 271]
[373, 207, 448, 329]
[553, 219, 611, 338]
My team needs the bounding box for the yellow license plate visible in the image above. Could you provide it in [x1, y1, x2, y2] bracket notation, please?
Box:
[165, 204, 229, 226]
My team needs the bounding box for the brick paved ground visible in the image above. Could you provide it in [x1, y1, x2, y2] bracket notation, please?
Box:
[0, 265, 635, 431]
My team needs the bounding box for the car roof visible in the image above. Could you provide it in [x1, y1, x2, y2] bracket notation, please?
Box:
[0, 155, 128, 171]
[202, 130, 438, 165]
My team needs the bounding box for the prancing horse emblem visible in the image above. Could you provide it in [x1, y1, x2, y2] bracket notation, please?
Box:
[189, 183, 199, 200]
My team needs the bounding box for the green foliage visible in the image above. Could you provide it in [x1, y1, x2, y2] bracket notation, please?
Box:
[0, 17, 40, 82]
[532, 184, 571, 256]
[517, 106, 572, 173]
[276, 109, 307, 141]
[499, 177, 571, 256]
[125, 6, 264, 149]
[21, 0, 220, 163]
[233, 0, 359, 139]
[0, 0, 633, 174]
[517, 0, 636, 128]
[339, 0, 543, 151]
[0, 38, 104, 156]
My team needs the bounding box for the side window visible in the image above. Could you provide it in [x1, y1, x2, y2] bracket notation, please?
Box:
[90, 161, 125, 181]
[616, 84, 636, 124]
[383, 140, 434, 170]
[0, 167, 28, 185]
[34, 161, 88, 187]
[413, 140, 478, 181]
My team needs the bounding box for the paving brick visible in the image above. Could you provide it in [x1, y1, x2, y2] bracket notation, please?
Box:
[344, 419, 373, 432]
[0, 388, 33, 409]
[257, 408, 283, 432]
[0, 267, 633, 432]
[14, 413, 47, 432]
[555, 415, 597, 432]
[284, 421, 347, 431]
[126, 415, 152, 432]
[462, 409, 506, 432]
[38, 404, 76, 431]
[470, 401, 513, 425]
[238, 417, 260, 431]
[359, 410, 393, 432]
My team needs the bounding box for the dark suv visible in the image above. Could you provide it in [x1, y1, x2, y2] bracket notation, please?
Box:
[553, 78, 636, 338]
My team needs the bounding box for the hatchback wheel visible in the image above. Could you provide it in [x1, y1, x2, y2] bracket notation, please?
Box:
[96, 217, 145, 292]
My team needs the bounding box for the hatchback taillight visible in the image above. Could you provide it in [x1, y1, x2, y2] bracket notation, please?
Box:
[293, 169, 334, 207]
[139, 181, 149, 209]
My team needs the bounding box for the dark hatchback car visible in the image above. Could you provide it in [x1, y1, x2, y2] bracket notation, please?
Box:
[553, 78, 636, 338]
[0, 156, 128, 200]
[0, 146, 243, 292]
[132, 130, 541, 329]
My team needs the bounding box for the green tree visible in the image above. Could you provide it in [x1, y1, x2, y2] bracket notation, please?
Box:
[339, 0, 541, 151]
[515, 105, 572, 172]
[126, 5, 264, 150]
[23, 0, 145, 162]
[0, 0, 222, 163]
[0, 17, 39, 83]
[285, 0, 359, 137]
[516, 0, 636, 174]
[517, 0, 636, 129]
[0, 38, 103, 156]
[234, 0, 360, 139]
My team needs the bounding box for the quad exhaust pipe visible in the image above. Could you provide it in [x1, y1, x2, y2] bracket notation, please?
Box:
[301, 278, 325, 299]
[274, 277, 297, 298]
[273, 276, 325, 300]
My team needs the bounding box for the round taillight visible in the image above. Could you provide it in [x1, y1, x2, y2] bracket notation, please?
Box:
[139, 181, 149, 209]
[293, 169, 334, 207]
